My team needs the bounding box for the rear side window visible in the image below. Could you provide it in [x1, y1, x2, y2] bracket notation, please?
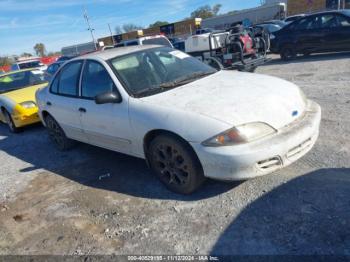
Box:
[81, 61, 116, 98]
[56, 61, 82, 96]
[320, 14, 338, 28]
[51, 75, 59, 93]
[18, 61, 41, 69]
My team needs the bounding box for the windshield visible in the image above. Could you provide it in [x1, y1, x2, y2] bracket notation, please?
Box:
[266, 24, 283, 32]
[109, 47, 216, 97]
[18, 61, 41, 69]
[0, 70, 47, 94]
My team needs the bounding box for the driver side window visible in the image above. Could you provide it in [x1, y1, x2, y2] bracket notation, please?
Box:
[81, 60, 116, 99]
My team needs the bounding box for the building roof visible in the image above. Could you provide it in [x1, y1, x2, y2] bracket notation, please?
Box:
[76, 45, 162, 61]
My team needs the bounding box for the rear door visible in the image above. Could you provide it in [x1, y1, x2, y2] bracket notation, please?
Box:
[78, 60, 132, 154]
[47, 60, 87, 142]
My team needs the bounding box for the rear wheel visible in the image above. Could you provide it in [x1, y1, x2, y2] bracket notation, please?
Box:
[280, 46, 296, 61]
[148, 134, 206, 194]
[3, 110, 21, 133]
[45, 115, 75, 151]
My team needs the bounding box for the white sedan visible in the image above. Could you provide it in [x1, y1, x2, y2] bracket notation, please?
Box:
[36, 45, 321, 194]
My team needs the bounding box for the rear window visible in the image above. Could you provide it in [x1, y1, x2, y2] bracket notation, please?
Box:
[142, 37, 172, 47]
[18, 61, 41, 69]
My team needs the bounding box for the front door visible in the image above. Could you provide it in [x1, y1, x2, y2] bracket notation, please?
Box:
[293, 16, 323, 53]
[78, 60, 132, 154]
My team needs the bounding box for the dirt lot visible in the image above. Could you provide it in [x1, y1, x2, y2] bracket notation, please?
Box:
[0, 53, 349, 255]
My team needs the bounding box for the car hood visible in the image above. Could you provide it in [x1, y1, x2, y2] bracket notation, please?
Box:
[140, 71, 306, 129]
[1, 83, 47, 104]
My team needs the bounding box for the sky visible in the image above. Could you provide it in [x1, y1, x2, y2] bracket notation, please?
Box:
[0, 0, 261, 56]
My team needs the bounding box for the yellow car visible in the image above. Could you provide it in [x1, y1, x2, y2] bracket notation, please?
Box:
[0, 69, 48, 132]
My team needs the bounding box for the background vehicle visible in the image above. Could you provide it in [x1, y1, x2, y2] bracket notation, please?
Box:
[114, 35, 173, 48]
[44, 61, 64, 81]
[0, 69, 47, 132]
[11, 58, 48, 72]
[36, 46, 320, 194]
[257, 20, 287, 27]
[270, 10, 350, 60]
[180, 23, 269, 72]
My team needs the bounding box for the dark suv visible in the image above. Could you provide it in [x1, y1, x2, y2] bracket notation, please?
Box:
[270, 10, 350, 60]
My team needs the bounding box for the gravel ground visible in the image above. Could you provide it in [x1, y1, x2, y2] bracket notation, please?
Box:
[0, 53, 349, 255]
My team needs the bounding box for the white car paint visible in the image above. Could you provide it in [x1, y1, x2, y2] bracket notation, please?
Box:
[36, 45, 321, 181]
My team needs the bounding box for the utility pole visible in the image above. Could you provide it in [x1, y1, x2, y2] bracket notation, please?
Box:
[338, 0, 341, 9]
[83, 7, 97, 50]
[108, 23, 115, 45]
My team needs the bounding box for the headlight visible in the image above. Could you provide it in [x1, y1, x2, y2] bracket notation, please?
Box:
[20, 101, 37, 109]
[270, 34, 276, 40]
[202, 122, 277, 147]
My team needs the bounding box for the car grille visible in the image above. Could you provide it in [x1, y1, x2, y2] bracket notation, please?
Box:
[257, 156, 282, 170]
[286, 137, 313, 159]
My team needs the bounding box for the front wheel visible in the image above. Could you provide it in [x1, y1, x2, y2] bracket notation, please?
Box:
[148, 134, 206, 194]
[45, 115, 75, 151]
[3, 110, 21, 133]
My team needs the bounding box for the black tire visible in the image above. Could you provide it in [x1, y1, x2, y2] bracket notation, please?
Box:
[280, 46, 296, 61]
[45, 114, 75, 151]
[148, 134, 206, 194]
[3, 110, 21, 133]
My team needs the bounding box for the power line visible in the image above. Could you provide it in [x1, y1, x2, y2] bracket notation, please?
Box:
[83, 7, 97, 50]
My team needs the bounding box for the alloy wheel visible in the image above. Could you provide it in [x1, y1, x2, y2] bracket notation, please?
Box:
[153, 144, 190, 186]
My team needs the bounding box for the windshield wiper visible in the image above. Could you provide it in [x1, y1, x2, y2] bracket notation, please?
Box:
[159, 71, 215, 88]
[133, 86, 165, 97]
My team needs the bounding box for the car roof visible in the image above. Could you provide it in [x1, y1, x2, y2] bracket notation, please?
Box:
[75, 45, 163, 61]
[305, 10, 350, 17]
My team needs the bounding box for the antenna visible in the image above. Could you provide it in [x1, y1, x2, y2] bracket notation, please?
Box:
[83, 7, 97, 50]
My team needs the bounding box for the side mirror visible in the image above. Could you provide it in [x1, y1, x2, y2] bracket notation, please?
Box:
[94, 91, 122, 104]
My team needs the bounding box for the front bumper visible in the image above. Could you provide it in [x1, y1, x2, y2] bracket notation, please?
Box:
[190, 100, 321, 181]
[12, 107, 41, 127]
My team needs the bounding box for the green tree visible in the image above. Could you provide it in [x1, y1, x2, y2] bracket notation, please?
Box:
[149, 21, 169, 28]
[122, 23, 143, 33]
[33, 43, 46, 57]
[190, 4, 222, 19]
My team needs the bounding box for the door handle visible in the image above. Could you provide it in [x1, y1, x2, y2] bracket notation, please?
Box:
[46, 101, 52, 106]
[78, 107, 87, 113]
